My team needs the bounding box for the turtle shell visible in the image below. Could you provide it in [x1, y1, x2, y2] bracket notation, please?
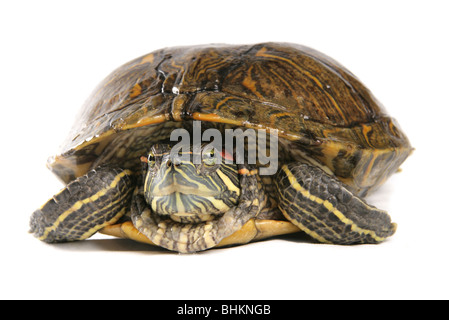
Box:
[48, 42, 412, 196]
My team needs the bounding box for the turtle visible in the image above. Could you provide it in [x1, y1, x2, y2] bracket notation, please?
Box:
[29, 42, 412, 253]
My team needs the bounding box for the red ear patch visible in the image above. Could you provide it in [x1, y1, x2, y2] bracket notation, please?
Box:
[140, 156, 148, 163]
[220, 149, 233, 162]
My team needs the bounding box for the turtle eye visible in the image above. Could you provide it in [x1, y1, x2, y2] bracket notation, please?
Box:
[141, 151, 156, 168]
[148, 151, 156, 168]
[202, 148, 217, 166]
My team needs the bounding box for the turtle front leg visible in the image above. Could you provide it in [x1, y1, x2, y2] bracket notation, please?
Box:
[30, 167, 135, 243]
[275, 163, 397, 244]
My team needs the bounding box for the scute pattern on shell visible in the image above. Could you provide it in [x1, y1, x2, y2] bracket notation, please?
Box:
[48, 42, 412, 196]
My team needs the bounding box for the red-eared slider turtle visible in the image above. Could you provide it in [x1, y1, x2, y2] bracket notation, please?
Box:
[30, 42, 412, 253]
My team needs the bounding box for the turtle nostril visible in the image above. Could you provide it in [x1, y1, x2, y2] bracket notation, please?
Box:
[167, 159, 181, 168]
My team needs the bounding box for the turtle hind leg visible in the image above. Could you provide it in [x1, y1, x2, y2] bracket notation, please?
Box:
[275, 163, 397, 245]
[30, 167, 135, 243]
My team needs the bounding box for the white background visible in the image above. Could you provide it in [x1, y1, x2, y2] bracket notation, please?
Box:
[1, 0, 448, 300]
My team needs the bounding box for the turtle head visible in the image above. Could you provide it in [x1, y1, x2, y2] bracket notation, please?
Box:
[141, 144, 240, 223]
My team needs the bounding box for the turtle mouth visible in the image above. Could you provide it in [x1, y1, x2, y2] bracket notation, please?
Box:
[147, 180, 233, 223]
[151, 184, 222, 198]
[149, 191, 231, 223]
